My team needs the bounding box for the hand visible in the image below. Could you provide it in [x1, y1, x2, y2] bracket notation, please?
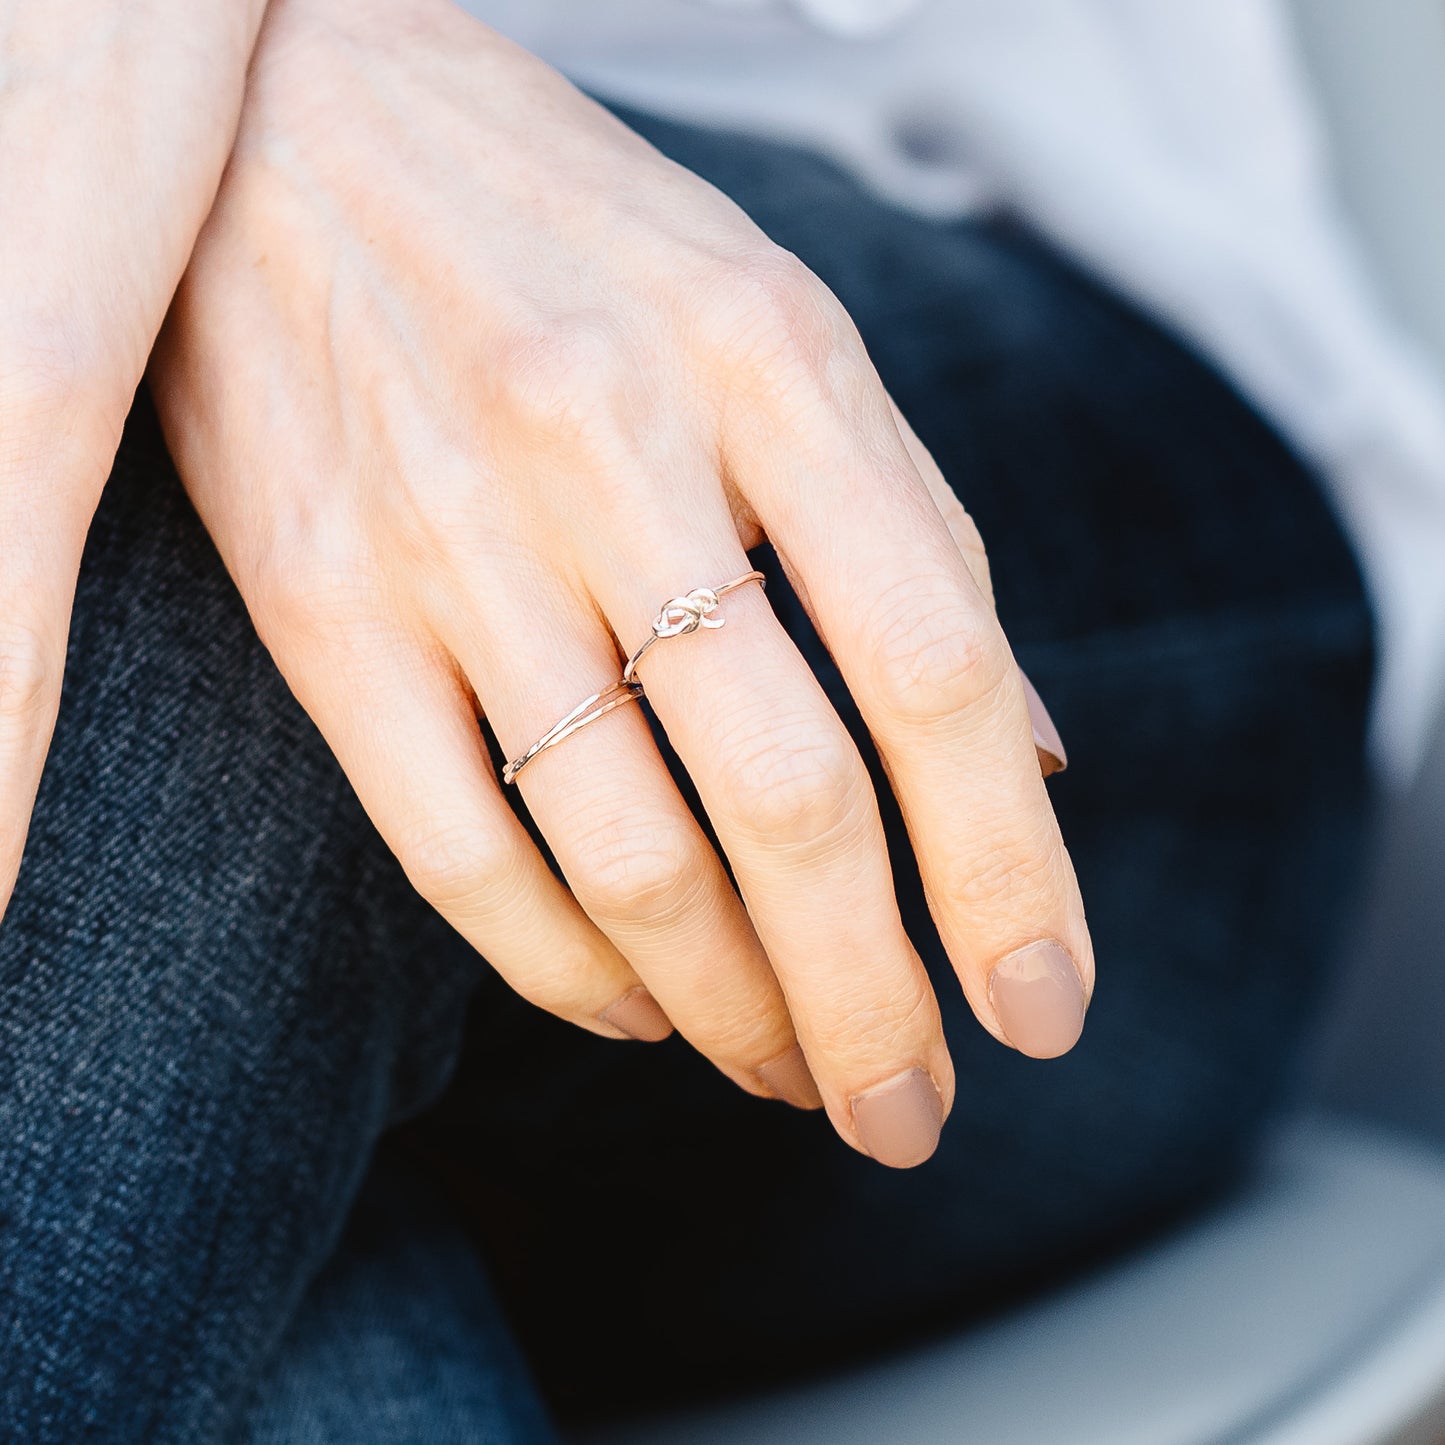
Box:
[0, 0, 265, 921]
[152, 0, 1094, 1169]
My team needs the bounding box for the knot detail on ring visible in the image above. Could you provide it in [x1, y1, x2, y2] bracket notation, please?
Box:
[621, 571, 763, 686]
[652, 587, 724, 639]
[501, 569, 766, 784]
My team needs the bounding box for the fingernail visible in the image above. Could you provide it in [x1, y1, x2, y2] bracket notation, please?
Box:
[599, 987, 673, 1042]
[1019, 670, 1067, 777]
[850, 1068, 944, 1169]
[757, 1043, 824, 1110]
[988, 940, 1086, 1058]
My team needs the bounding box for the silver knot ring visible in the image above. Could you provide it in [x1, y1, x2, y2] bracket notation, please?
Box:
[621, 571, 764, 685]
[501, 569, 766, 785]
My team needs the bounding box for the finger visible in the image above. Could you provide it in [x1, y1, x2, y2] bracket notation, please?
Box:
[0, 513, 80, 921]
[442, 574, 822, 1108]
[0, 373, 103, 923]
[888, 395, 1063, 774]
[883, 393, 994, 610]
[781, 394, 1063, 777]
[586, 512, 954, 1168]
[732, 318, 1093, 1061]
[265, 604, 660, 1041]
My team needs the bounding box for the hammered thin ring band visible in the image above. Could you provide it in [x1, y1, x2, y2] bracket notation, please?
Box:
[501, 570, 766, 786]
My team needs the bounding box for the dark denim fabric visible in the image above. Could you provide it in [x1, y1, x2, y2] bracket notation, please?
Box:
[242, 1163, 555, 1445]
[0, 109, 1373, 1443]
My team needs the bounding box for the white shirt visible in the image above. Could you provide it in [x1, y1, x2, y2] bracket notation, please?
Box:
[469, 0, 1445, 784]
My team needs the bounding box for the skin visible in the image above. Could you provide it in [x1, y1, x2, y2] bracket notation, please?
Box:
[7, 0, 1095, 1169]
[0, 0, 267, 915]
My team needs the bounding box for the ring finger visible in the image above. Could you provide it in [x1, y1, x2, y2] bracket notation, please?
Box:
[443, 570, 823, 1108]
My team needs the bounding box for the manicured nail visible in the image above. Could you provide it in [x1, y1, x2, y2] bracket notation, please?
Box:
[850, 1068, 944, 1169]
[600, 987, 673, 1042]
[757, 1043, 824, 1110]
[1019, 670, 1067, 777]
[988, 940, 1086, 1058]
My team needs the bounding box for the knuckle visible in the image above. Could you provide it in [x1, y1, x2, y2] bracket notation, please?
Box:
[810, 977, 936, 1057]
[695, 992, 789, 1055]
[245, 527, 376, 655]
[499, 948, 607, 1017]
[0, 326, 126, 471]
[0, 333, 92, 419]
[255, 554, 339, 629]
[403, 821, 525, 920]
[491, 319, 635, 445]
[0, 621, 58, 727]
[704, 248, 852, 381]
[866, 577, 1011, 725]
[938, 819, 1067, 917]
[721, 723, 868, 851]
[572, 820, 703, 925]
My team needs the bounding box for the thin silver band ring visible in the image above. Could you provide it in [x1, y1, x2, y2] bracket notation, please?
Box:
[500, 680, 643, 786]
[501, 569, 766, 786]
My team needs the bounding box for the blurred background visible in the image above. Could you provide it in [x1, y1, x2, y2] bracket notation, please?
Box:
[1291, 0, 1445, 368]
[1290, 0, 1445, 1152]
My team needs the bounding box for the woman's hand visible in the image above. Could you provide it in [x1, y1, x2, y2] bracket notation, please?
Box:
[152, 0, 1093, 1168]
[0, 0, 265, 921]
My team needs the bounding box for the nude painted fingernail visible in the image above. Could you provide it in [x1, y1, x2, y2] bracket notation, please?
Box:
[599, 987, 673, 1042]
[850, 1068, 944, 1169]
[757, 1044, 824, 1110]
[1019, 670, 1067, 777]
[988, 940, 1086, 1058]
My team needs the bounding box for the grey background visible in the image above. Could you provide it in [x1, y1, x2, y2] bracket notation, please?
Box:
[1290, 0, 1445, 369]
[1282, 3, 1445, 1141]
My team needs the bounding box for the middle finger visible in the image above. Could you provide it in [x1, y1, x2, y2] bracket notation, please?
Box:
[588, 508, 956, 1168]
